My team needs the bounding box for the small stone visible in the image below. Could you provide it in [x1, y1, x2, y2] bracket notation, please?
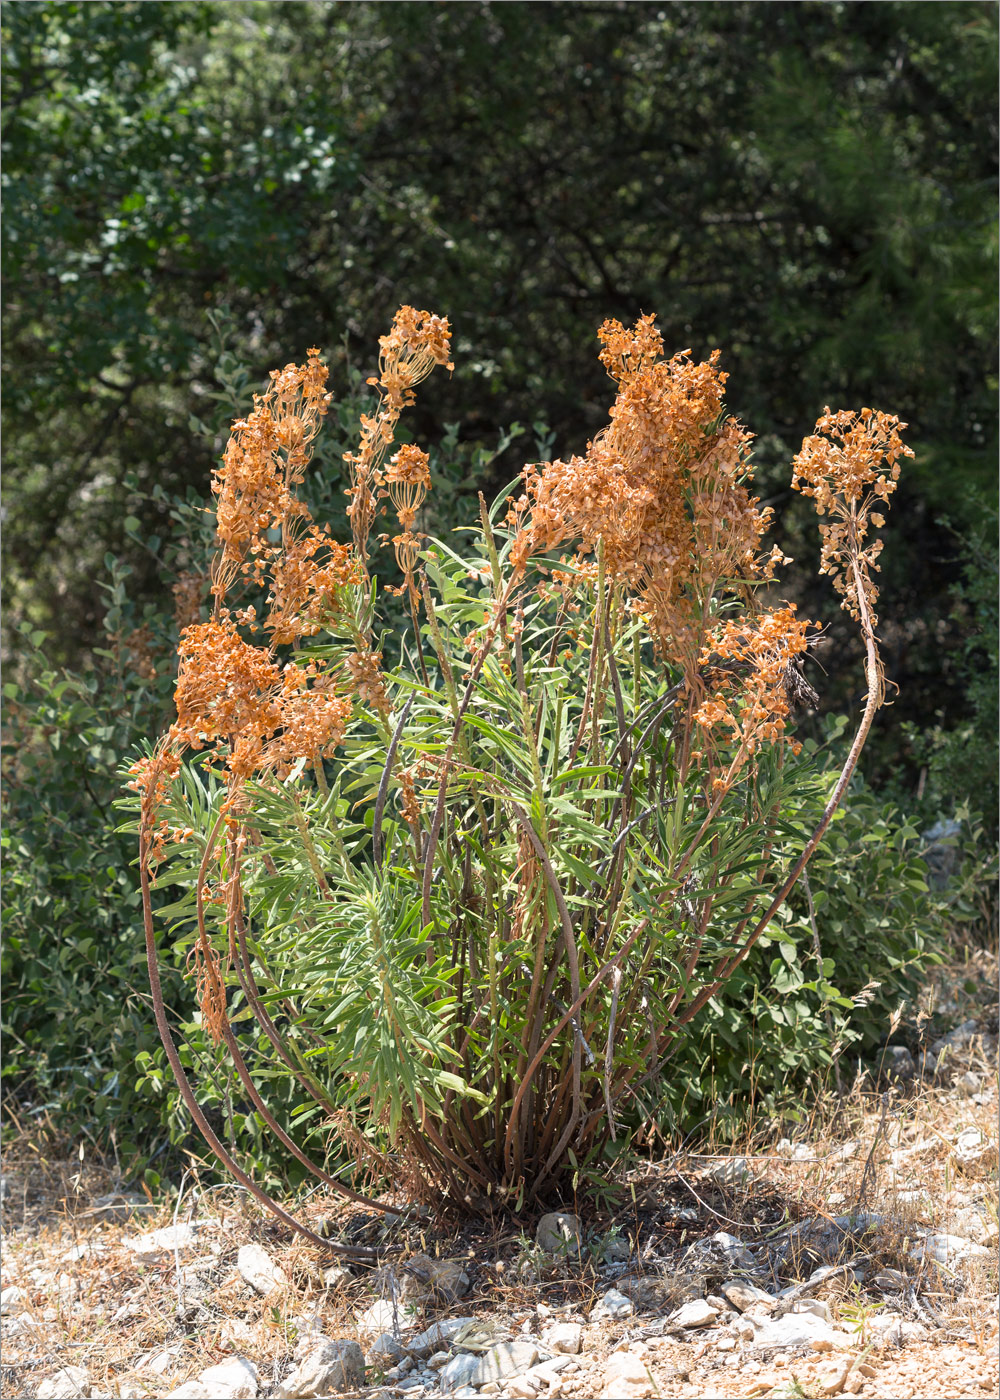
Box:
[37, 1370, 91, 1400]
[909, 1231, 990, 1265]
[237, 1243, 288, 1295]
[706, 1156, 750, 1186]
[721, 1280, 775, 1312]
[751, 1312, 852, 1351]
[881, 1046, 915, 1081]
[535, 1211, 583, 1255]
[670, 1298, 718, 1329]
[400, 1253, 470, 1303]
[598, 1234, 632, 1264]
[545, 1321, 582, 1354]
[197, 1358, 258, 1398]
[867, 1314, 926, 1346]
[358, 1298, 413, 1337]
[369, 1332, 403, 1363]
[603, 1351, 653, 1398]
[128, 1223, 198, 1264]
[438, 1354, 481, 1394]
[589, 1286, 634, 1320]
[406, 1317, 477, 1357]
[140, 1345, 183, 1375]
[0, 1285, 25, 1315]
[276, 1340, 365, 1397]
[952, 1128, 999, 1178]
[471, 1341, 541, 1386]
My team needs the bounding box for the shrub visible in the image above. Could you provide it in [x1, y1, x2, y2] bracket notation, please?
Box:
[124, 308, 917, 1234]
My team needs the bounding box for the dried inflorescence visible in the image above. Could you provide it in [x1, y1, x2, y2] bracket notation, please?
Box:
[792, 407, 913, 624]
[150, 318, 451, 796]
[510, 315, 783, 682]
[695, 606, 815, 760]
[345, 307, 452, 564]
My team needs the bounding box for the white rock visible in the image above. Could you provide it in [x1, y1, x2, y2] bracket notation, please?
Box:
[867, 1313, 927, 1345]
[237, 1243, 288, 1295]
[706, 1156, 750, 1186]
[545, 1320, 583, 1353]
[751, 1312, 852, 1351]
[720, 1280, 775, 1312]
[406, 1316, 477, 1356]
[535, 1211, 583, 1254]
[128, 1223, 199, 1264]
[139, 1344, 183, 1375]
[438, 1353, 481, 1393]
[670, 1298, 718, 1329]
[37, 1370, 91, 1400]
[952, 1128, 999, 1177]
[0, 1285, 25, 1315]
[790, 1298, 833, 1323]
[197, 1357, 258, 1398]
[276, 1340, 365, 1397]
[908, 1231, 990, 1265]
[61, 1242, 110, 1263]
[470, 1340, 540, 1386]
[358, 1297, 410, 1337]
[590, 1287, 634, 1320]
[369, 1331, 403, 1363]
[603, 1351, 653, 1398]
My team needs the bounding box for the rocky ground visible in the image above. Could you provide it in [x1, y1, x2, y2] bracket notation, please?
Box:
[2, 949, 997, 1400]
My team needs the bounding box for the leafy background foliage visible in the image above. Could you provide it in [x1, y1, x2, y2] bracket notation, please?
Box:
[2, 1, 995, 1185]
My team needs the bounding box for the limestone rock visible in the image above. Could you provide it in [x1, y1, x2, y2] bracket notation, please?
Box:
[276, 1340, 365, 1397]
[670, 1298, 718, 1329]
[197, 1358, 258, 1398]
[545, 1321, 582, 1354]
[37, 1369, 91, 1400]
[400, 1252, 470, 1303]
[406, 1316, 478, 1357]
[535, 1211, 584, 1255]
[358, 1297, 411, 1337]
[589, 1286, 634, 1320]
[470, 1340, 541, 1386]
[438, 1353, 482, 1393]
[127, 1223, 199, 1265]
[603, 1351, 654, 1398]
[720, 1280, 775, 1312]
[237, 1243, 288, 1295]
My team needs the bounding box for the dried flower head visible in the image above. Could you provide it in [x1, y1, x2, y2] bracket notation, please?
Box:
[512, 315, 776, 676]
[792, 407, 914, 623]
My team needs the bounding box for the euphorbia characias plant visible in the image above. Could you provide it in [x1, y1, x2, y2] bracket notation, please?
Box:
[127, 307, 912, 1242]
